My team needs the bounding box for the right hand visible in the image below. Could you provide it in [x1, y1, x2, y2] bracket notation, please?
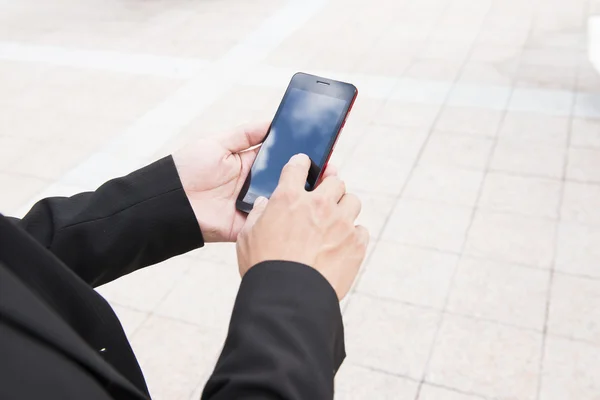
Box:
[236, 154, 369, 300]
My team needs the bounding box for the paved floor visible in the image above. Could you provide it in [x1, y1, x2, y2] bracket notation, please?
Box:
[1, 0, 600, 399]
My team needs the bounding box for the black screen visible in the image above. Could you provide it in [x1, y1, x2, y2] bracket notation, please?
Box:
[242, 88, 347, 203]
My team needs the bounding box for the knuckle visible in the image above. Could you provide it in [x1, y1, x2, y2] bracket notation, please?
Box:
[311, 194, 334, 218]
[333, 216, 354, 233]
[312, 193, 329, 207]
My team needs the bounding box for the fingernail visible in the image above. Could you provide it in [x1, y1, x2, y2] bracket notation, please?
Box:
[289, 153, 308, 165]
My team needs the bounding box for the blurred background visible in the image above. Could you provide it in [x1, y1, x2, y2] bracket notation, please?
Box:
[1, 0, 599, 399]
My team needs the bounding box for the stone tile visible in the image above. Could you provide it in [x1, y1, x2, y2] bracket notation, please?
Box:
[353, 125, 428, 161]
[389, 78, 452, 105]
[350, 35, 418, 75]
[375, 101, 442, 129]
[508, 88, 575, 116]
[131, 315, 221, 400]
[353, 51, 413, 76]
[344, 98, 386, 126]
[458, 62, 515, 86]
[342, 159, 413, 196]
[417, 40, 473, 61]
[109, 304, 149, 338]
[427, 315, 542, 400]
[0, 135, 34, 170]
[0, 107, 64, 142]
[344, 294, 440, 378]
[528, 31, 586, 50]
[335, 364, 419, 400]
[186, 243, 238, 267]
[567, 148, 600, 183]
[571, 118, 600, 149]
[539, 337, 600, 400]
[548, 274, 600, 345]
[520, 47, 580, 68]
[95, 255, 192, 312]
[561, 182, 600, 225]
[490, 139, 566, 179]
[477, 28, 530, 47]
[357, 242, 459, 309]
[469, 45, 523, 64]
[556, 222, 600, 278]
[354, 192, 396, 239]
[404, 59, 464, 81]
[478, 172, 562, 218]
[418, 384, 485, 400]
[12, 141, 92, 181]
[464, 210, 556, 268]
[382, 199, 473, 253]
[573, 92, 600, 119]
[514, 64, 578, 91]
[419, 132, 494, 169]
[446, 83, 512, 111]
[266, 40, 318, 70]
[435, 106, 504, 137]
[0, 172, 50, 215]
[447, 258, 550, 330]
[342, 125, 426, 195]
[428, 27, 479, 44]
[155, 260, 240, 334]
[51, 114, 126, 149]
[307, 46, 367, 73]
[328, 125, 364, 166]
[498, 111, 570, 147]
[577, 65, 600, 93]
[403, 165, 484, 207]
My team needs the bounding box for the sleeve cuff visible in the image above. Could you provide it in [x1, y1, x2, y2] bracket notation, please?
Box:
[240, 261, 346, 372]
[138, 155, 205, 249]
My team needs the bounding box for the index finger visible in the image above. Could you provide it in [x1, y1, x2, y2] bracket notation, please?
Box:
[278, 154, 311, 190]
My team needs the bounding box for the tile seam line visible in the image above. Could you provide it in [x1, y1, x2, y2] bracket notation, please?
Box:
[534, 2, 589, 396]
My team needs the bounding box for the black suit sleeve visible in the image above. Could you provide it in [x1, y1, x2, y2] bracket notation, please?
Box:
[203, 261, 345, 400]
[10, 156, 204, 287]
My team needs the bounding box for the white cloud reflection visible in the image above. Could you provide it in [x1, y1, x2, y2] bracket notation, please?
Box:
[252, 126, 277, 174]
[289, 90, 344, 139]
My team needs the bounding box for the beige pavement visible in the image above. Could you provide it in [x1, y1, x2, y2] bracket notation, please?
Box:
[1, 0, 600, 399]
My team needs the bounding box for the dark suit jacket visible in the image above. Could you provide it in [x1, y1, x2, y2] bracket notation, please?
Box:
[0, 156, 345, 399]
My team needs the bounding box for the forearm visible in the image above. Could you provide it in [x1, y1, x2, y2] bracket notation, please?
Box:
[203, 261, 345, 400]
[13, 156, 203, 286]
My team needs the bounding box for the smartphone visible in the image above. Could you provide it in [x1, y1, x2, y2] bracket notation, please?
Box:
[236, 72, 358, 213]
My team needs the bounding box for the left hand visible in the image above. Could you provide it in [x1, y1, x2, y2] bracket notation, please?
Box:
[173, 123, 338, 243]
[173, 123, 339, 243]
[172, 122, 269, 243]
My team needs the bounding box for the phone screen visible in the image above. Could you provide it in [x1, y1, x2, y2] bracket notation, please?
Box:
[240, 88, 349, 203]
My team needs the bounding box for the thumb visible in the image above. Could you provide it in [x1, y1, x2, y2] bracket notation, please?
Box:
[245, 196, 269, 230]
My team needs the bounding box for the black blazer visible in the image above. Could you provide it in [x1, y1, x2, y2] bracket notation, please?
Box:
[0, 156, 345, 400]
